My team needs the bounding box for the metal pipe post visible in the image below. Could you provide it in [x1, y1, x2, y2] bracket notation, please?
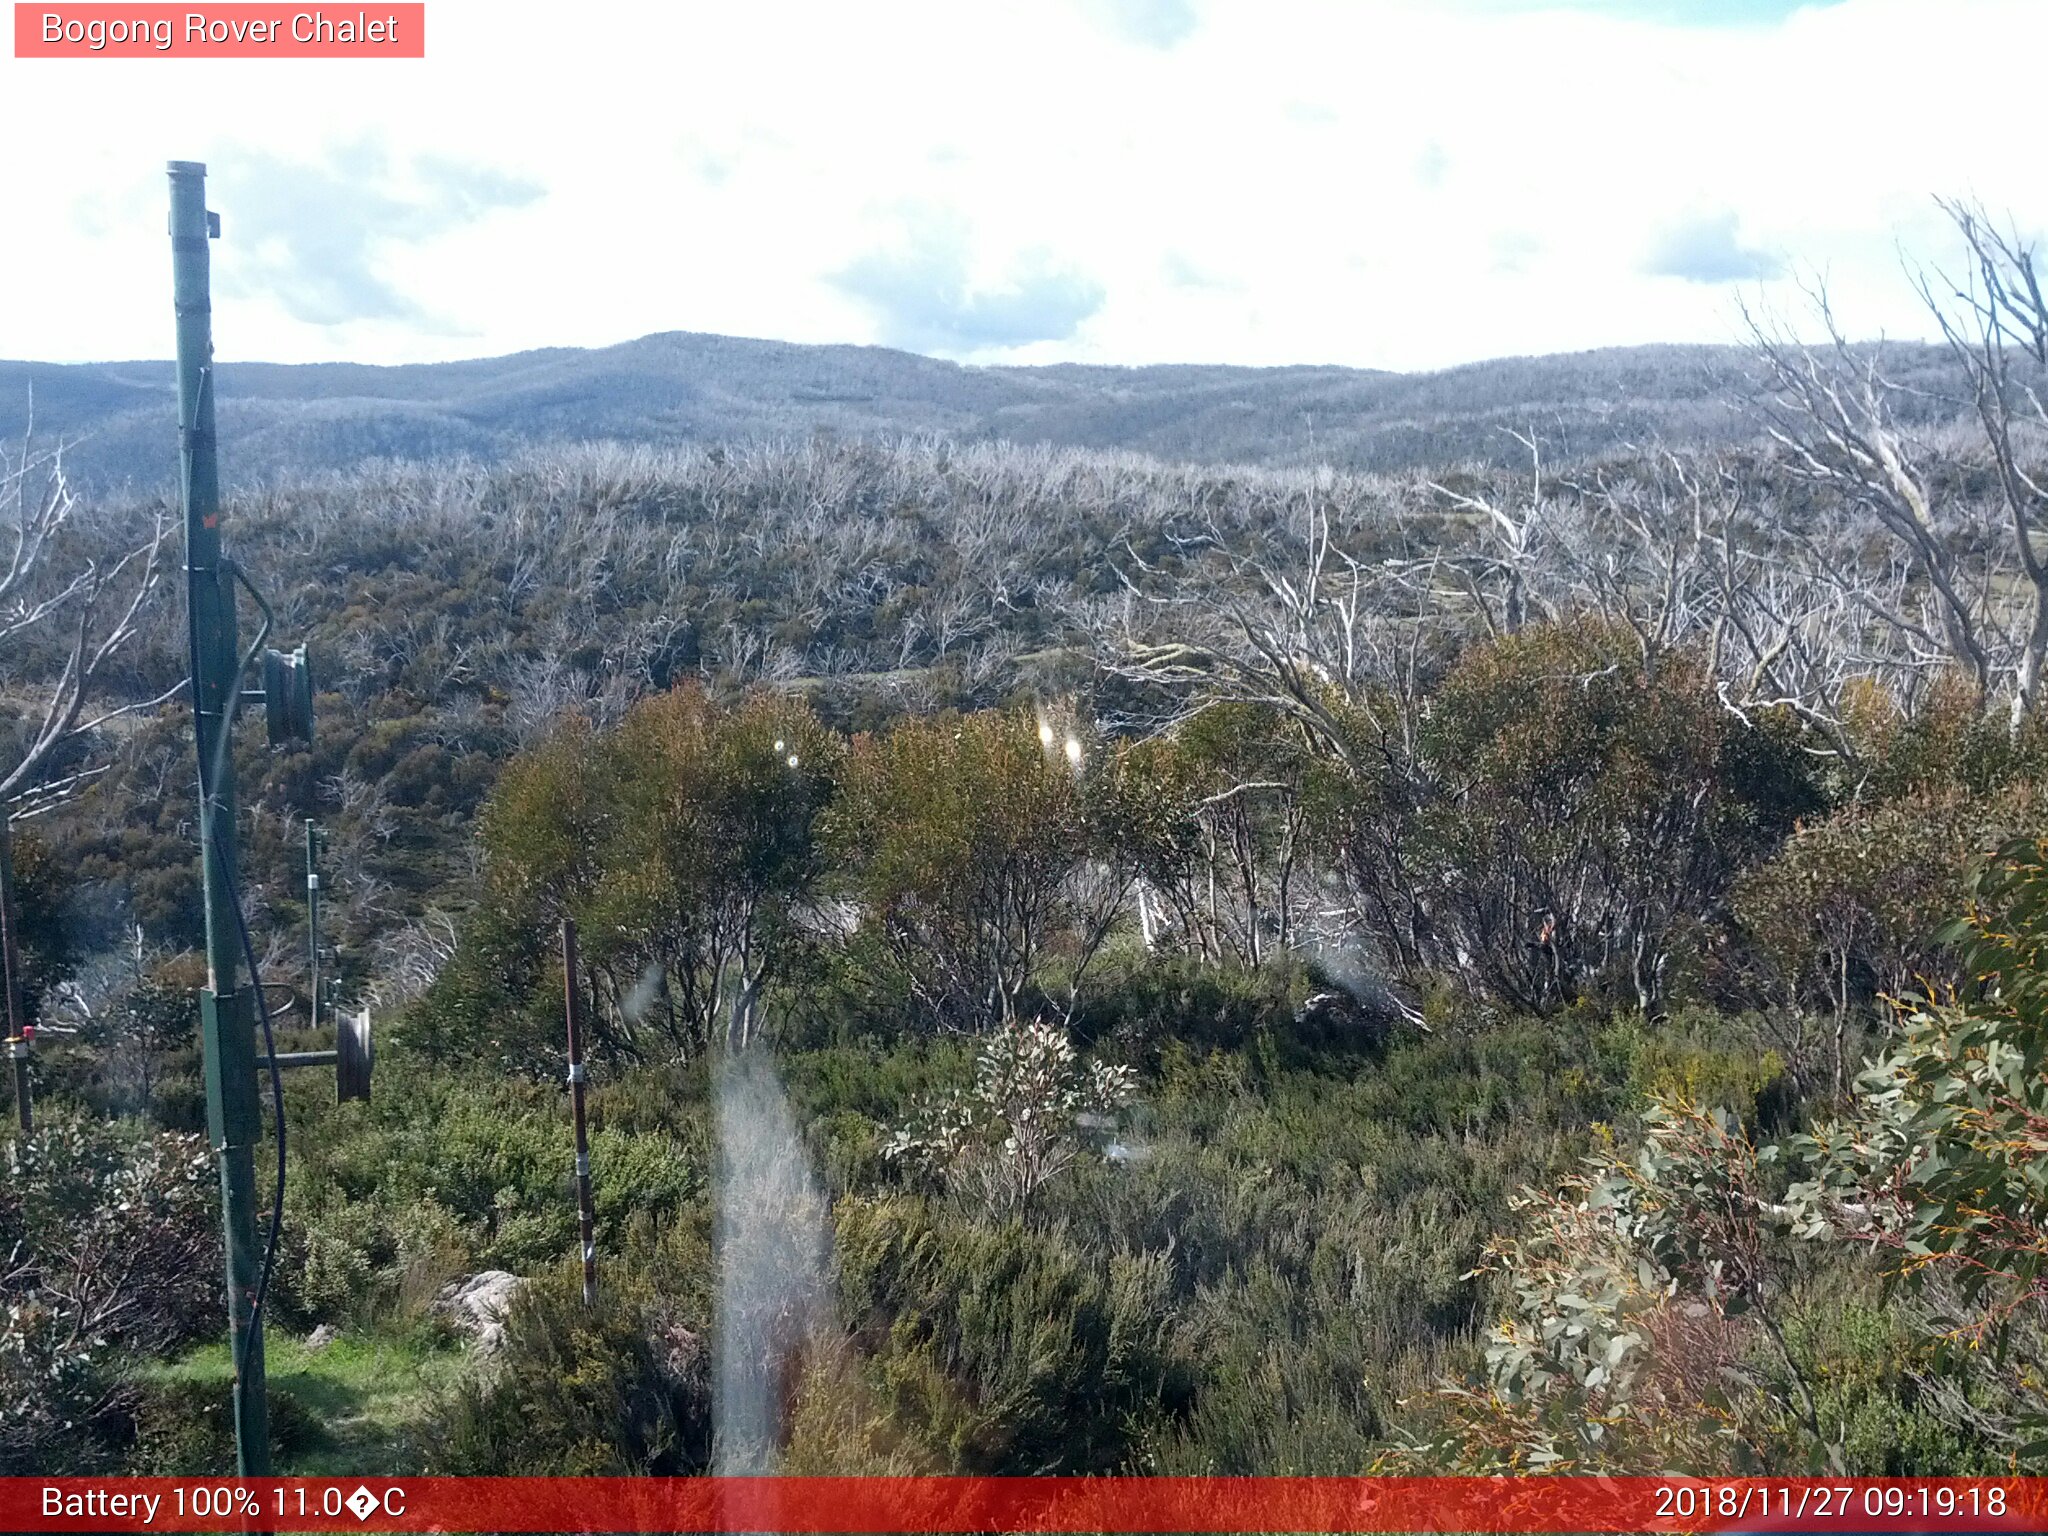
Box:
[305, 819, 320, 1036]
[171, 159, 269, 1476]
[561, 919, 598, 1306]
[0, 816, 28, 1134]
[5, 1036, 25, 1137]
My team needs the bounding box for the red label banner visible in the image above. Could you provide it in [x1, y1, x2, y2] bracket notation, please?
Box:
[13, 4, 424, 57]
[4, 1476, 2046, 1533]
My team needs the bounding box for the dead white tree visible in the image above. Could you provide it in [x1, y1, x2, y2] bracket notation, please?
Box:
[368, 906, 461, 1012]
[1744, 198, 2048, 730]
[0, 432, 174, 816]
[1918, 196, 2048, 728]
[1106, 477, 1431, 769]
[1421, 428, 1557, 638]
[1746, 300, 1989, 688]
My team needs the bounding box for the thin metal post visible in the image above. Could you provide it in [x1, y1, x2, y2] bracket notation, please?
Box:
[0, 817, 29, 1134]
[305, 819, 320, 1037]
[171, 159, 268, 1476]
[562, 919, 598, 1306]
[5, 1036, 25, 1137]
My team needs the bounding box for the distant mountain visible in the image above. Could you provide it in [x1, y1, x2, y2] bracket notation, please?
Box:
[0, 330, 1950, 490]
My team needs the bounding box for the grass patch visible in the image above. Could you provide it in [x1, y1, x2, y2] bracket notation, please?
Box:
[142, 1327, 469, 1475]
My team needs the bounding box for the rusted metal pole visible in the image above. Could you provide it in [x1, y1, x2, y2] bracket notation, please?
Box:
[561, 918, 598, 1306]
[0, 816, 29, 1133]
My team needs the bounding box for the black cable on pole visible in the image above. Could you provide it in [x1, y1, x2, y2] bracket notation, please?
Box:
[185, 565, 286, 1378]
[231, 871, 287, 1338]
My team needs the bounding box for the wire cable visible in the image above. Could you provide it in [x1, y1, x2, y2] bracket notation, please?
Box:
[230, 865, 287, 1340]
[183, 523, 288, 1386]
[195, 751, 287, 1383]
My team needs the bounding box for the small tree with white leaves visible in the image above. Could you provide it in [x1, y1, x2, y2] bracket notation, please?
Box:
[884, 1017, 1136, 1212]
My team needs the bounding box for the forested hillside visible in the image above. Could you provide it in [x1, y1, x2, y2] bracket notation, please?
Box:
[0, 333, 1962, 489]
[5, 237, 2047, 1478]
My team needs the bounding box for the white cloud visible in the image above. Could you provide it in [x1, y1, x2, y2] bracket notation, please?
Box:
[1642, 212, 1784, 285]
[0, 0, 2038, 370]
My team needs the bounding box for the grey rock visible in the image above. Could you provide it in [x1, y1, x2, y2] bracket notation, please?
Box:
[431, 1270, 527, 1356]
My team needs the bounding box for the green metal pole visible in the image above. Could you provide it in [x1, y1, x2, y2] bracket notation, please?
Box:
[305, 819, 319, 1038]
[171, 159, 269, 1476]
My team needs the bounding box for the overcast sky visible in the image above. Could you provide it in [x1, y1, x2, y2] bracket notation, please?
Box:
[3, 0, 2041, 372]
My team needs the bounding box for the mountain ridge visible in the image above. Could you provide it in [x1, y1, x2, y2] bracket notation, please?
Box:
[0, 329, 1944, 489]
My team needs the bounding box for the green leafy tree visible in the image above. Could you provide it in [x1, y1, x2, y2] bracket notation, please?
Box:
[2, 828, 82, 1026]
[1340, 621, 1817, 1013]
[581, 687, 841, 1053]
[826, 709, 1102, 1032]
[1098, 704, 1313, 968]
[459, 685, 840, 1063]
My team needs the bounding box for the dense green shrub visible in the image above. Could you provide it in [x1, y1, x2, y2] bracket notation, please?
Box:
[1789, 1299, 2004, 1476]
[431, 1268, 711, 1474]
[1841, 671, 2048, 803]
[1069, 953, 1303, 1068]
[1735, 790, 2023, 1011]
[274, 1064, 699, 1328]
[126, 1379, 320, 1475]
[832, 1195, 1185, 1473]
[3, 827, 81, 1025]
[1615, 1008, 1796, 1133]
[1329, 622, 1821, 1014]
[0, 1117, 219, 1472]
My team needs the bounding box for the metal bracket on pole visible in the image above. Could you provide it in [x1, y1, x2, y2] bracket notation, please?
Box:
[337, 1008, 373, 1103]
[252, 1007, 371, 1103]
[264, 645, 315, 745]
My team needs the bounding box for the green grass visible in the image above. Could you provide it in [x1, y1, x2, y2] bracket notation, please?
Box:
[144, 1327, 469, 1475]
